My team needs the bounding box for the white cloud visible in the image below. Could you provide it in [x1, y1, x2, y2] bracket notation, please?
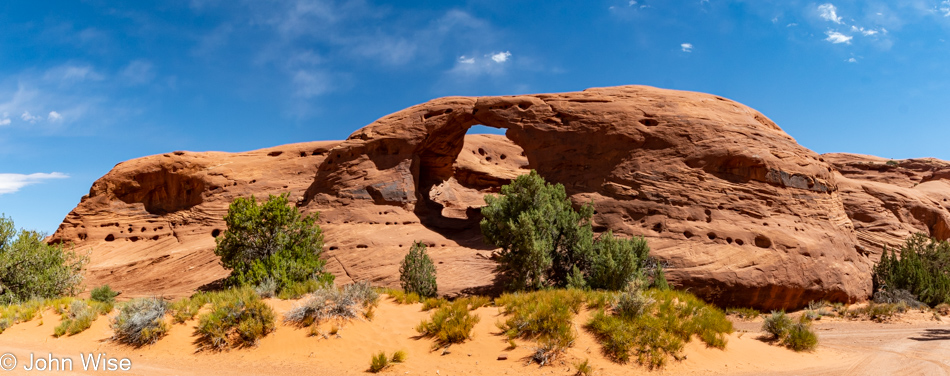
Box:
[818, 3, 843, 24]
[490, 51, 511, 63]
[20, 111, 40, 123]
[787, 23, 798, 27]
[0, 172, 68, 195]
[851, 25, 879, 36]
[825, 31, 853, 44]
[120, 60, 155, 85]
[681, 43, 693, 52]
[48, 111, 62, 121]
[0, 118, 9, 126]
[292, 70, 331, 98]
[43, 64, 104, 83]
[847, 57, 857, 63]
[942, 1, 950, 17]
[458, 55, 475, 64]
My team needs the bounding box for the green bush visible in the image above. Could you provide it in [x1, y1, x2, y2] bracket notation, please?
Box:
[481, 172, 654, 291]
[214, 194, 334, 295]
[54, 300, 97, 337]
[652, 263, 670, 291]
[112, 297, 169, 346]
[873, 233, 950, 306]
[276, 275, 335, 300]
[784, 321, 818, 351]
[90, 285, 119, 304]
[480, 170, 595, 290]
[0, 215, 88, 305]
[399, 241, 438, 298]
[369, 351, 389, 373]
[196, 287, 275, 350]
[586, 289, 732, 369]
[762, 311, 793, 339]
[416, 300, 480, 348]
[587, 231, 650, 291]
[762, 311, 817, 351]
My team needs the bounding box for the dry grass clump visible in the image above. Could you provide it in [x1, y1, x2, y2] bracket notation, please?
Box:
[586, 286, 732, 369]
[368, 349, 407, 373]
[0, 298, 47, 334]
[196, 287, 275, 350]
[383, 288, 423, 305]
[54, 300, 98, 337]
[283, 281, 379, 331]
[496, 289, 584, 364]
[726, 307, 761, 320]
[416, 300, 480, 348]
[111, 297, 169, 346]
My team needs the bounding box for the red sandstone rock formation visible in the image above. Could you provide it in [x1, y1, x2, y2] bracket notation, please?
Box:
[824, 153, 950, 256]
[52, 85, 913, 310]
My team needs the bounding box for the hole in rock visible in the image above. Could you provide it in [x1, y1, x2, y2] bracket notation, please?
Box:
[707, 232, 717, 240]
[356, 244, 368, 249]
[114, 168, 205, 215]
[736, 239, 744, 245]
[267, 151, 283, 157]
[639, 118, 659, 126]
[684, 231, 694, 239]
[151, 235, 159, 241]
[105, 234, 115, 242]
[329, 246, 338, 250]
[726, 237, 733, 244]
[754, 235, 772, 248]
[211, 229, 221, 238]
[299, 152, 307, 157]
[129, 236, 139, 242]
[415, 122, 527, 229]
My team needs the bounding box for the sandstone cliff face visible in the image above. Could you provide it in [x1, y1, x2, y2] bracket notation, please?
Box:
[824, 153, 950, 257]
[52, 85, 890, 309]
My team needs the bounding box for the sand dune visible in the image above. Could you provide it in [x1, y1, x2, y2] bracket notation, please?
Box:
[3, 296, 947, 375]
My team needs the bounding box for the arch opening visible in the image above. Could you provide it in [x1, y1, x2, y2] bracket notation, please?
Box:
[415, 123, 529, 229]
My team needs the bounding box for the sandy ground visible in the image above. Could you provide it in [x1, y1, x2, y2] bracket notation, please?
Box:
[0, 298, 948, 376]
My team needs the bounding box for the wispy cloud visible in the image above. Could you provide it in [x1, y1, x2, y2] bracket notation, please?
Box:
[847, 57, 857, 63]
[292, 69, 332, 98]
[681, 43, 693, 52]
[47, 111, 62, 121]
[43, 64, 104, 83]
[818, 3, 843, 24]
[825, 30, 853, 44]
[0, 118, 9, 126]
[120, 60, 155, 85]
[0, 172, 68, 195]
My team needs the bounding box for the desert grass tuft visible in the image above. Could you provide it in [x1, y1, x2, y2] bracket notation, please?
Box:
[416, 300, 480, 348]
[196, 287, 275, 350]
[586, 288, 732, 369]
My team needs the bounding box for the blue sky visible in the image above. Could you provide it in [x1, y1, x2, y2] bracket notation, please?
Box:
[2, 0, 950, 233]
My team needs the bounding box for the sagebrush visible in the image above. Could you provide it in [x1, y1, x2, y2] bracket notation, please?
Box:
[111, 297, 169, 346]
